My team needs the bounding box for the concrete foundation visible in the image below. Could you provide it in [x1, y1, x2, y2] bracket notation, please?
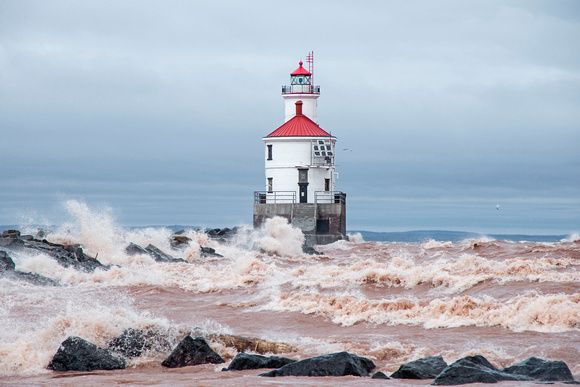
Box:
[253, 202, 346, 245]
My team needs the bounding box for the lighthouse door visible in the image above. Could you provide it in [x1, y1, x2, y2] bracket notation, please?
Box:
[298, 169, 309, 203]
[299, 184, 308, 203]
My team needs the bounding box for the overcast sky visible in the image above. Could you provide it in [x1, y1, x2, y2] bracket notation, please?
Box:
[1, 0, 579, 234]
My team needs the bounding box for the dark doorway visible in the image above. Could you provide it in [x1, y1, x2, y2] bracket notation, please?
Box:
[299, 183, 308, 203]
[298, 169, 309, 203]
[316, 219, 330, 234]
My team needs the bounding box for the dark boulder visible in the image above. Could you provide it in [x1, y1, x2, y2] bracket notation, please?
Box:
[125, 242, 149, 256]
[0, 250, 59, 286]
[391, 355, 448, 379]
[108, 328, 151, 358]
[502, 357, 574, 382]
[161, 336, 224, 368]
[0, 232, 108, 273]
[126, 242, 187, 263]
[432, 355, 529, 385]
[0, 250, 16, 272]
[225, 353, 296, 371]
[145, 244, 187, 263]
[47, 336, 125, 371]
[4, 270, 59, 286]
[302, 245, 324, 255]
[372, 371, 390, 379]
[259, 351, 375, 377]
[108, 328, 172, 358]
[3, 229, 20, 237]
[200, 246, 223, 258]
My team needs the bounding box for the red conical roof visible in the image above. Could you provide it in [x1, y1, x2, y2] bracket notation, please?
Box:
[266, 114, 331, 137]
[290, 61, 311, 76]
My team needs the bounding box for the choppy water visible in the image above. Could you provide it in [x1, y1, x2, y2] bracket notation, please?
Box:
[1, 201, 579, 386]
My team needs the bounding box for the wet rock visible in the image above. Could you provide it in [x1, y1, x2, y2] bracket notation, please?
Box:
[2, 229, 20, 237]
[391, 355, 448, 379]
[302, 245, 323, 255]
[161, 336, 224, 368]
[0, 250, 16, 272]
[4, 270, 60, 286]
[0, 231, 108, 273]
[108, 328, 172, 358]
[0, 250, 59, 286]
[432, 355, 529, 385]
[224, 353, 296, 371]
[108, 328, 150, 358]
[259, 351, 375, 377]
[145, 244, 187, 263]
[47, 336, 126, 371]
[207, 333, 297, 354]
[372, 371, 390, 379]
[200, 246, 223, 258]
[171, 235, 191, 248]
[206, 227, 239, 242]
[502, 357, 574, 382]
[125, 242, 149, 256]
[126, 242, 187, 263]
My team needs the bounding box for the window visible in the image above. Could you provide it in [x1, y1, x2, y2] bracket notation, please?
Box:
[298, 169, 308, 183]
[325, 178, 330, 192]
[267, 145, 272, 160]
[267, 178, 273, 193]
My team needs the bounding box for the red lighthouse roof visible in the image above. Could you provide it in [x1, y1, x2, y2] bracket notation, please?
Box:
[290, 61, 311, 76]
[266, 101, 331, 137]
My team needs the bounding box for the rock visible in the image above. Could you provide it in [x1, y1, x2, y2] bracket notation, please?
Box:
[0, 232, 108, 273]
[108, 328, 173, 358]
[145, 244, 187, 263]
[200, 246, 223, 258]
[171, 235, 191, 248]
[207, 228, 220, 237]
[372, 371, 390, 379]
[432, 355, 529, 385]
[224, 353, 296, 371]
[207, 333, 297, 354]
[0, 250, 59, 286]
[302, 245, 324, 255]
[502, 357, 574, 382]
[161, 336, 224, 368]
[125, 242, 149, 256]
[47, 336, 125, 371]
[0, 250, 16, 272]
[391, 355, 448, 379]
[126, 242, 187, 263]
[108, 328, 150, 358]
[259, 351, 376, 377]
[4, 270, 60, 286]
[3, 229, 20, 237]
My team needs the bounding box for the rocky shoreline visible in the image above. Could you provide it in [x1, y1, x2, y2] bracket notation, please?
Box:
[0, 227, 320, 286]
[43, 329, 578, 385]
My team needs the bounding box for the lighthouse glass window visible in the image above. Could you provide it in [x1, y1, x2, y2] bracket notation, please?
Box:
[311, 140, 334, 165]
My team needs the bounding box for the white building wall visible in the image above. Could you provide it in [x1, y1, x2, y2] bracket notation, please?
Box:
[282, 94, 319, 123]
[263, 137, 336, 203]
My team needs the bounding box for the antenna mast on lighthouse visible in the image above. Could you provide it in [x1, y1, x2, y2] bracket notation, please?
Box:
[306, 51, 314, 93]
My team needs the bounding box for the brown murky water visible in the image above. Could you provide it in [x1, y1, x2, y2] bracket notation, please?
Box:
[1, 218, 579, 386]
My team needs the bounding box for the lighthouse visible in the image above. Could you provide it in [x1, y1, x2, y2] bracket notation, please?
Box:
[253, 53, 347, 245]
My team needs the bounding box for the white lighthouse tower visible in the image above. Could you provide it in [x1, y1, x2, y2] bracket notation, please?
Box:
[254, 53, 346, 245]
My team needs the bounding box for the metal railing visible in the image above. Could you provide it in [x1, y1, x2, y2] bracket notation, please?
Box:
[315, 191, 346, 204]
[254, 191, 296, 204]
[281, 85, 321, 94]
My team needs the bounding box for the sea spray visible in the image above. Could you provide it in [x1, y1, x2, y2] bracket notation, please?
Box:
[259, 217, 305, 256]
